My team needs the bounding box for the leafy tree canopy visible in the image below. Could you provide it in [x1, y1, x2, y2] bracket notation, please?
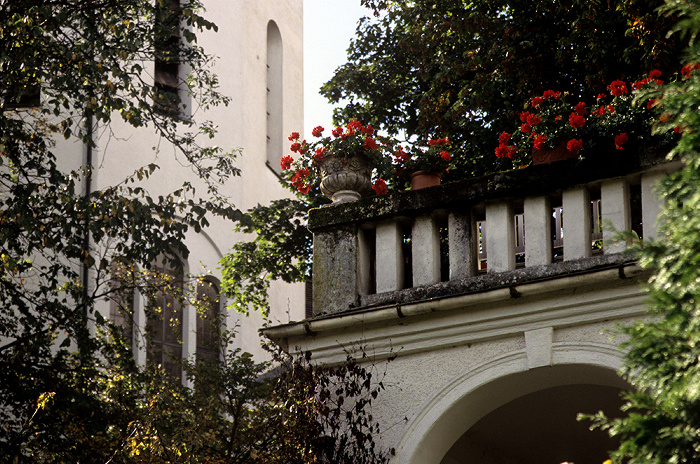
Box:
[324, 0, 683, 177]
[0, 0, 246, 458]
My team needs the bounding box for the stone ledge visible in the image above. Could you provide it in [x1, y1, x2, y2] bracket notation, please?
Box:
[357, 253, 642, 313]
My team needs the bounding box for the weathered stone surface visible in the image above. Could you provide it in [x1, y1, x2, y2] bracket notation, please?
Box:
[312, 225, 359, 315]
[357, 253, 641, 314]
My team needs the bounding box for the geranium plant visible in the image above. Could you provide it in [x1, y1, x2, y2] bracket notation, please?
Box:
[392, 137, 453, 175]
[495, 71, 667, 166]
[281, 120, 391, 196]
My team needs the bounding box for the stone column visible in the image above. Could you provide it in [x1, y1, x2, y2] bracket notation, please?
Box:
[486, 201, 515, 272]
[376, 220, 405, 293]
[312, 225, 359, 316]
[448, 211, 476, 279]
[601, 179, 631, 254]
[562, 186, 591, 260]
[641, 171, 667, 241]
[524, 195, 552, 266]
[412, 214, 441, 286]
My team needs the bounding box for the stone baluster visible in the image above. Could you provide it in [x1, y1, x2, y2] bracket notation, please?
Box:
[412, 214, 441, 286]
[448, 211, 477, 279]
[641, 171, 667, 241]
[375, 220, 405, 293]
[601, 179, 631, 254]
[485, 201, 515, 272]
[524, 195, 553, 266]
[562, 187, 592, 260]
[357, 226, 372, 296]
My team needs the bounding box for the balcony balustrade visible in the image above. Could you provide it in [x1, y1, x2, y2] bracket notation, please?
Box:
[308, 151, 677, 316]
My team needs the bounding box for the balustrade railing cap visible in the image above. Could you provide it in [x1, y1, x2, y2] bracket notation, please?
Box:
[308, 149, 670, 232]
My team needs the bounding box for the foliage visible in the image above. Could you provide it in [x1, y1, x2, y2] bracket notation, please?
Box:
[0, 0, 247, 458]
[126, 331, 391, 464]
[325, 0, 683, 179]
[220, 198, 314, 316]
[3, 313, 392, 463]
[584, 1, 700, 462]
[496, 73, 670, 167]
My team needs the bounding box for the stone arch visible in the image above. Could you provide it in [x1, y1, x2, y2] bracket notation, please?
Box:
[393, 343, 628, 464]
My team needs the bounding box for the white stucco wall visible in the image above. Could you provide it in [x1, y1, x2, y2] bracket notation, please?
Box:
[56, 0, 305, 360]
[266, 266, 648, 463]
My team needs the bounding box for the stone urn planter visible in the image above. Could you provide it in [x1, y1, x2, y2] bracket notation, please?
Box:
[410, 171, 441, 190]
[319, 155, 372, 203]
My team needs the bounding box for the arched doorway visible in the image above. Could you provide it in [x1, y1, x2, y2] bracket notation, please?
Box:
[394, 348, 629, 464]
[440, 382, 625, 464]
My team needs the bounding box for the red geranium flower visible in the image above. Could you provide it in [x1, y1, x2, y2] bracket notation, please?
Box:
[331, 126, 343, 138]
[682, 62, 700, 79]
[372, 178, 388, 195]
[574, 102, 586, 116]
[520, 111, 532, 123]
[280, 155, 294, 170]
[440, 150, 451, 161]
[614, 132, 628, 150]
[569, 113, 585, 129]
[312, 126, 324, 137]
[567, 139, 583, 152]
[521, 123, 532, 133]
[288, 132, 300, 141]
[495, 144, 516, 159]
[290, 142, 301, 153]
[347, 120, 362, 131]
[533, 134, 547, 150]
[363, 137, 379, 150]
[313, 147, 327, 162]
[608, 80, 628, 97]
[531, 96, 543, 107]
[498, 132, 511, 145]
[361, 124, 375, 136]
[526, 114, 541, 126]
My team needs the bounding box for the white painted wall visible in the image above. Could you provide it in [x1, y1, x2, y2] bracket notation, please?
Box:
[58, 0, 305, 360]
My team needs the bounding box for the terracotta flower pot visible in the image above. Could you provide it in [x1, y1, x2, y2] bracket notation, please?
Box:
[319, 155, 372, 203]
[410, 171, 441, 190]
[532, 140, 578, 165]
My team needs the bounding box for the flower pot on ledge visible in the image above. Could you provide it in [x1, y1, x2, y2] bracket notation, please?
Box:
[532, 141, 578, 165]
[319, 155, 372, 203]
[410, 171, 442, 190]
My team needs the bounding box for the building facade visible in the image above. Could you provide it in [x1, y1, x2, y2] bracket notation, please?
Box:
[47, 1, 305, 373]
[264, 151, 677, 463]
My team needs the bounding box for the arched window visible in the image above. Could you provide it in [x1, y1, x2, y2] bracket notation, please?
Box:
[196, 278, 220, 363]
[266, 20, 283, 172]
[146, 262, 183, 380]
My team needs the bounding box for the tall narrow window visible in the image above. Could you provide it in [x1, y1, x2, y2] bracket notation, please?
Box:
[154, 0, 180, 115]
[266, 20, 284, 172]
[146, 264, 183, 380]
[196, 279, 220, 364]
